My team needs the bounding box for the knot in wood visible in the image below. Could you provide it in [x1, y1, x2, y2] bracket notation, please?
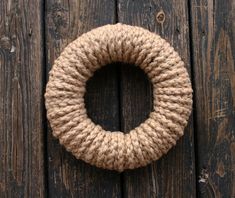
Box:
[156, 11, 165, 23]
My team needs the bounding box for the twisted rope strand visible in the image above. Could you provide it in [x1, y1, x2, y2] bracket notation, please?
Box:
[45, 23, 193, 171]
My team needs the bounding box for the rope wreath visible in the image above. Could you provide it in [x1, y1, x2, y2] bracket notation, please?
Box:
[45, 23, 193, 171]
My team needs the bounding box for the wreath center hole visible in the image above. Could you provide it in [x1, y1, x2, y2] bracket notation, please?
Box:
[84, 62, 153, 133]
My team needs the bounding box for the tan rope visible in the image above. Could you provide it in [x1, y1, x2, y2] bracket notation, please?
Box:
[45, 23, 193, 171]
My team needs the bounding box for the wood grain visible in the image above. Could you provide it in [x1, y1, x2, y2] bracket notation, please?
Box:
[190, 0, 235, 197]
[0, 0, 45, 197]
[118, 0, 197, 197]
[1, 0, 234, 197]
[45, 0, 122, 197]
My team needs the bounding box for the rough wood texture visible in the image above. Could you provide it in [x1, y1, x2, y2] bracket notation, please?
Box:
[1, 0, 234, 197]
[45, 0, 121, 197]
[0, 0, 45, 197]
[190, 0, 235, 197]
[118, 0, 196, 197]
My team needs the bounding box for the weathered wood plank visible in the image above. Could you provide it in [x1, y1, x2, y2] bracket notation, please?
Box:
[45, 1, 121, 197]
[0, 0, 45, 197]
[190, 0, 235, 197]
[118, 0, 196, 197]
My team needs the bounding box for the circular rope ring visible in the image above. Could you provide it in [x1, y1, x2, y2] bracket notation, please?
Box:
[45, 24, 193, 171]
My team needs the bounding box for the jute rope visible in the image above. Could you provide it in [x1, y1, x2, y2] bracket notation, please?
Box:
[45, 23, 193, 171]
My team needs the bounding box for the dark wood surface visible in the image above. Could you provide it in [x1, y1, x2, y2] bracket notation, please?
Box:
[118, 1, 196, 197]
[190, 0, 235, 197]
[0, 0, 45, 197]
[0, 0, 234, 197]
[45, 1, 121, 197]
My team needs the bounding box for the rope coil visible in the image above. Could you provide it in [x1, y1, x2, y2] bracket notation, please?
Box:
[45, 23, 193, 171]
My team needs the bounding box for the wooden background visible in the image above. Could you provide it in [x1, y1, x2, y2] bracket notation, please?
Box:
[0, 0, 234, 197]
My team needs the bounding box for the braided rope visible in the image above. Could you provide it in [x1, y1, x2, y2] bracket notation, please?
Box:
[45, 24, 193, 171]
